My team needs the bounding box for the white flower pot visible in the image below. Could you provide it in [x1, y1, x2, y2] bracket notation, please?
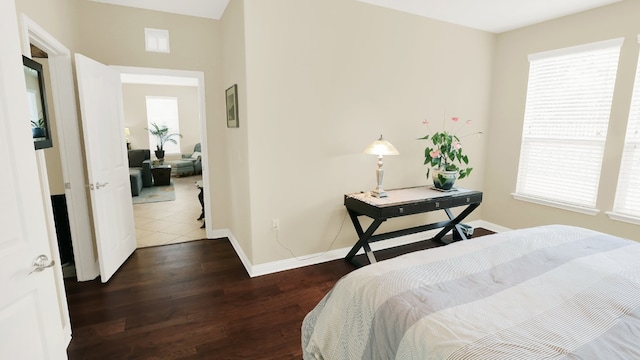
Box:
[431, 169, 457, 190]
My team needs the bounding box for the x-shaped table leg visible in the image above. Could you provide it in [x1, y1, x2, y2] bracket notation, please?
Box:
[345, 210, 384, 267]
[431, 203, 480, 244]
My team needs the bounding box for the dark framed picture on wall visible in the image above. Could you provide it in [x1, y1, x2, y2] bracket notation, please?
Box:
[226, 84, 239, 128]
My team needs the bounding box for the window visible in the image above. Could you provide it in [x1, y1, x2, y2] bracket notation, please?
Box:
[610, 36, 640, 223]
[513, 38, 623, 214]
[146, 96, 180, 155]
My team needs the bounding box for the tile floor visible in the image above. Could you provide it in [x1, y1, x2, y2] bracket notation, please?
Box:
[133, 175, 207, 248]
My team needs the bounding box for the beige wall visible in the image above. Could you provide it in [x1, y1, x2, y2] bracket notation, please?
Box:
[242, 0, 495, 264]
[221, 0, 252, 259]
[16, 0, 80, 195]
[15, 0, 494, 268]
[16, 0, 79, 50]
[485, 0, 640, 241]
[121, 84, 201, 157]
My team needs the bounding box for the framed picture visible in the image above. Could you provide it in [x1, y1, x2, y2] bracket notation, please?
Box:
[226, 84, 239, 128]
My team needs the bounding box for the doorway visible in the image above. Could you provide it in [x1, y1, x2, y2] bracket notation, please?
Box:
[21, 15, 100, 283]
[117, 72, 208, 247]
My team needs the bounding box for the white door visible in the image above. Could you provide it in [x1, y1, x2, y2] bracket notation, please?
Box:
[75, 54, 136, 283]
[0, 0, 67, 358]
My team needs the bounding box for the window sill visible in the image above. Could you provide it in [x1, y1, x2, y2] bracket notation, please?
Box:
[511, 193, 600, 216]
[605, 211, 640, 226]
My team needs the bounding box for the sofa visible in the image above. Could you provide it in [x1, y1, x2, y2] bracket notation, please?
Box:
[128, 149, 152, 196]
[164, 143, 202, 177]
[182, 143, 202, 174]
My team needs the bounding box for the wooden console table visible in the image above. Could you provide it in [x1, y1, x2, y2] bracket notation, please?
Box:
[344, 186, 482, 267]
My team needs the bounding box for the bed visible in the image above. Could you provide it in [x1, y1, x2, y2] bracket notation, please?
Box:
[301, 225, 640, 359]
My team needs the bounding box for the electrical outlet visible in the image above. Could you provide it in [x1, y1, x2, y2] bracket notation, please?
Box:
[272, 219, 280, 231]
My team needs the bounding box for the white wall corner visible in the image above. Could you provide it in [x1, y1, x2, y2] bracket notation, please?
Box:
[223, 229, 254, 277]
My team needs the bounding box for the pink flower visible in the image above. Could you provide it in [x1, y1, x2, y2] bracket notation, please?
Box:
[430, 149, 440, 158]
[422, 119, 429, 125]
[451, 117, 459, 122]
[465, 120, 472, 125]
[453, 141, 462, 150]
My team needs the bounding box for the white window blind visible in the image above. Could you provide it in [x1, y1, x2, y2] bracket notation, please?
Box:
[611, 37, 640, 220]
[146, 96, 181, 155]
[514, 38, 623, 212]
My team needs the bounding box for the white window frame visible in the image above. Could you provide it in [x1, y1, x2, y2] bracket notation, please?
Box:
[607, 35, 640, 225]
[512, 38, 624, 215]
[146, 96, 181, 156]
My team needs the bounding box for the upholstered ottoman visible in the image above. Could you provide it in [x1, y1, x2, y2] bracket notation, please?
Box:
[129, 169, 143, 196]
[165, 159, 194, 176]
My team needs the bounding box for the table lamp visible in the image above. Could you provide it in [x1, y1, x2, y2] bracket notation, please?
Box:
[364, 134, 399, 198]
[124, 127, 131, 149]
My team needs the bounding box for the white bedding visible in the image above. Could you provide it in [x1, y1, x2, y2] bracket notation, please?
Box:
[301, 225, 640, 359]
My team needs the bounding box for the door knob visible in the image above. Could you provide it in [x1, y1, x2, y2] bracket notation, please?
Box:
[29, 255, 55, 275]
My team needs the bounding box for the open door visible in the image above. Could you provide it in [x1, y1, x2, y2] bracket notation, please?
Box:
[75, 53, 136, 282]
[0, 0, 67, 357]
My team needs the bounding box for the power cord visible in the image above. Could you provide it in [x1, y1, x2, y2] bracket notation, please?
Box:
[274, 210, 349, 261]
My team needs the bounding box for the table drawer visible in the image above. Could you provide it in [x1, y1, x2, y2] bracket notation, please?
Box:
[422, 198, 453, 212]
[381, 203, 423, 218]
[452, 192, 483, 206]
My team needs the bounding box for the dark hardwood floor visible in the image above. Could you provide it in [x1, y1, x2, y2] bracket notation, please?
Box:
[65, 228, 494, 359]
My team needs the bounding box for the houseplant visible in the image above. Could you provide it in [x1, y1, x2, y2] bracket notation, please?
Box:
[419, 117, 474, 190]
[146, 122, 182, 161]
[31, 118, 45, 138]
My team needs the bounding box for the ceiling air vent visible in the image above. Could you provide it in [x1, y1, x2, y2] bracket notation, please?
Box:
[144, 28, 170, 53]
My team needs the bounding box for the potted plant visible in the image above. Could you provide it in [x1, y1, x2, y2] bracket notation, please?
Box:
[31, 118, 45, 138]
[419, 116, 476, 190]
[146, 122, 182, 161]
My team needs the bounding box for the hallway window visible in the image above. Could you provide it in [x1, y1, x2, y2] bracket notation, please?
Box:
[146, 96, 180, 155]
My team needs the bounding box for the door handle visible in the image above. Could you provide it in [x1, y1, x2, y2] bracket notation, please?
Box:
[96, 182, 109, 189]
[28, 255, 55, 275]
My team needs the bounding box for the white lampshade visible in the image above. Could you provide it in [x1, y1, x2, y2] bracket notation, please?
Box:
[363, 135, 399, 156]
[124, 127, 131, 137]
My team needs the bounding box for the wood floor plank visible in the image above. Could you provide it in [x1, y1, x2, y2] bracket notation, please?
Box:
[66, 229, 494, 359]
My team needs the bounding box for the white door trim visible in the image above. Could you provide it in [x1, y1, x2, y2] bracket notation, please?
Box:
[111, 65, 212, 239]
[19, 14, 100, 283]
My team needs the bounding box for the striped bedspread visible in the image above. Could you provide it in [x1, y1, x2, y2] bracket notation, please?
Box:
[301, 225, 640, 359]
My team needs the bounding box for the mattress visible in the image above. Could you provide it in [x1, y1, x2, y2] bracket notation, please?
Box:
[301, 225, 640, 359]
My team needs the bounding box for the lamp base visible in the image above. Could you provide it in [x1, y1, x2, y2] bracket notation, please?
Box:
[371, 189, 388, 198]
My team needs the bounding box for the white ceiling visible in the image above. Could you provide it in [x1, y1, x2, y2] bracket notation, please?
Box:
[89, 0, 230, 20]
[358, 0, 622, 33]
[89, 0, 622, 33]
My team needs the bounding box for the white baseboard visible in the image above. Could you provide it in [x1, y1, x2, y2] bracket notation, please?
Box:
[470, 220, 512, 233]
[216, 220, 511, 278]
[211, 229, 254, 277]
